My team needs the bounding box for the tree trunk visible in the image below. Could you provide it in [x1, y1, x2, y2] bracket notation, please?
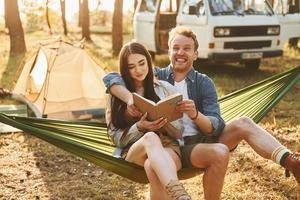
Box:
[81, 0, 91, 41]
[133, 0, 138, 13]
[95, 0, 101, 10]
[60, 0, 68, 35]
[4, 2, 8, 28]
[4, 0, 26, 54]
[176, 0, 180, 11]
[46, 0, 53, 34]
[112, 0, 123, 56]
[78, 0, 82, 27]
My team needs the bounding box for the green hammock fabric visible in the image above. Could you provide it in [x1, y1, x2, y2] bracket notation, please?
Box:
[0, 66, 299, 184]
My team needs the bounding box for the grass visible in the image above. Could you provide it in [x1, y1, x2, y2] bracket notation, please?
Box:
[0, 31, 299, 199]
[0, 30, 299, 127]
[0, 30, 299, 132]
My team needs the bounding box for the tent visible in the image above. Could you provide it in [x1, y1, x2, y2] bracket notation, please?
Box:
[12, 40, 108, 119]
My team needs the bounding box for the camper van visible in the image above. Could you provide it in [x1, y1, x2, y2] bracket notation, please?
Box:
[272, 0, 300, 49]
[133, 0, 284, 70]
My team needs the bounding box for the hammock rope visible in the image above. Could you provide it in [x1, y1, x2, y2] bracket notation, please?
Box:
[0, 66, 299, 183]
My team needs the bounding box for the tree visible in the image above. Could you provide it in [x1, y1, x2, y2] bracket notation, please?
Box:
[46, 0, 53, 34]
[81, 0, 91, 41]
[134, 0, 138, 13]
[60, 0, 68, 36]
[112, 0, 123, 56]
[95, 0, 102, 10]
[78, 0, 82, 27]
[4, 0, 26, 54]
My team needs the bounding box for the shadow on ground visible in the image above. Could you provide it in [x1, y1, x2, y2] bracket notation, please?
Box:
[26, 134, 146, 200]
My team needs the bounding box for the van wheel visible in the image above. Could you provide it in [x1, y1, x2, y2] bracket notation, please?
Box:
[149, 51, 156, 60]
[244, 59, 261, 71]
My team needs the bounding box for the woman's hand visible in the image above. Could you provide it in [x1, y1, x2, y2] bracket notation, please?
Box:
[136, 113, 168, 132]
[176, 99, 198, 119]
[126, 97, 142, 118]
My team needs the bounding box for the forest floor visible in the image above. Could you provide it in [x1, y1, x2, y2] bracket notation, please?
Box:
[0, 32, 300, 199]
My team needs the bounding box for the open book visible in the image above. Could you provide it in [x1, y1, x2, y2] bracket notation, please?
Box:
[133, 92, 183, 122]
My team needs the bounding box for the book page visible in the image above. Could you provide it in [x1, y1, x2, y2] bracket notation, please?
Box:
[132, 93, 157, 120]
[133, 92, 183, 122]
[156, 93, 183, 122]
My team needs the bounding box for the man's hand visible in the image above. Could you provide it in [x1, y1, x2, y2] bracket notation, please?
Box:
[176, 99, 198, 119]
[136, 113, 168, 132]
[126, 97, 142, 118]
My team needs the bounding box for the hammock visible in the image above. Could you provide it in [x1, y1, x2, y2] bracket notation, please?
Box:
[0, 66, 299, 184]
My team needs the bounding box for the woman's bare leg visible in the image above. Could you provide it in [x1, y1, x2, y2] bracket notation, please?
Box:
[145, 148, 182, 200]
[126, 132, 179, 185]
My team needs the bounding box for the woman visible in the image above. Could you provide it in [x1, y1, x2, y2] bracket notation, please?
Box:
[105, 42, 191, 200]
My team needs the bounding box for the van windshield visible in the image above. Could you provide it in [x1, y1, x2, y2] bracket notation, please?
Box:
[138, 0, 157, 13]
[209, 0, 274, 16]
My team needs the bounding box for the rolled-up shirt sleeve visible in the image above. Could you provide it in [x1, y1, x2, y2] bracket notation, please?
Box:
[201, 78, 225, 137]
[103, 72, 125, 93]
[108, 123, 144, 148]
[106, 95, 144, 147]
[207, 116, 224, 136]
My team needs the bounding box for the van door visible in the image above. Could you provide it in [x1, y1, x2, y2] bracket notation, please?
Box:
[134, 0, 157, 52]
[155, 0, 179, 53]
[273, 0, 300, 48]
[176, 0, 208, 58]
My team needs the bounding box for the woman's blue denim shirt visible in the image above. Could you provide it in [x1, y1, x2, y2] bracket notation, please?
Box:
[103, 65, 225, 138]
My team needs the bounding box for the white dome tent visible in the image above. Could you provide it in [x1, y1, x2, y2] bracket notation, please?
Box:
[13, 40, 107, 119]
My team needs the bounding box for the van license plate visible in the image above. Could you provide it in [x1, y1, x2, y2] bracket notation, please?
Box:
[241, 52, 263, 59]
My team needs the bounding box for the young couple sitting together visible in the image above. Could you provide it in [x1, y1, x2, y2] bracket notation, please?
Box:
[103, 26, 300, 200]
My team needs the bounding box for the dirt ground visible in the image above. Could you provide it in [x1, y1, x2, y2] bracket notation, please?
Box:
[1, 55, 300, 200]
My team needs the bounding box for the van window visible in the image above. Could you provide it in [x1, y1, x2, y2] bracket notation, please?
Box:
[160, 0, 178, 12]
[274, 0, 288, 14]
[138, 0, 156, 13]
[274, 0, 300, 14]
[209, 0, 273, 16]
[182, 0, 205, 16]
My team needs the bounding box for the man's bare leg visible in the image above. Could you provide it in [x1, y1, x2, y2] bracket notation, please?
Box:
[219, 116, 283, 158]
[190, 143, 229, 200]
[219, 116, 300, 184]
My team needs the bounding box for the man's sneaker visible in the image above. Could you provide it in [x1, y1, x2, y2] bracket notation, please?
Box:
[283, 153, 300, 184]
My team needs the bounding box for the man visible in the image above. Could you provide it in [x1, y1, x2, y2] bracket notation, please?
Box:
[103, 26, 299, 199]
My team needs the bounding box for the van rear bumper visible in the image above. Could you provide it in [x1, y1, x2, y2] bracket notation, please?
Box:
[208, 50, 283, 61]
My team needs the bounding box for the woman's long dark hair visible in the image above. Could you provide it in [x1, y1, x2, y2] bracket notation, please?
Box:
[110, 42, 160, 129]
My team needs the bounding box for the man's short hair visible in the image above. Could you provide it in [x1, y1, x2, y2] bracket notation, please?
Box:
[168, 26, 199, 51]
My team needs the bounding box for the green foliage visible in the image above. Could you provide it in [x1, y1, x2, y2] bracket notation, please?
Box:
[90, 10, 112, 27]
[89, 10, 134, 35]
[153, 55, 170, 68]
[123, 11, 134, 35]
[20, 1, 63, 33]
[22, 4, 44, 32]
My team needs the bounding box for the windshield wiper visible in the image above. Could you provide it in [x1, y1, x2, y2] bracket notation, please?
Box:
[212, 10, 244, 16]
[243, 8, 257, 14]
